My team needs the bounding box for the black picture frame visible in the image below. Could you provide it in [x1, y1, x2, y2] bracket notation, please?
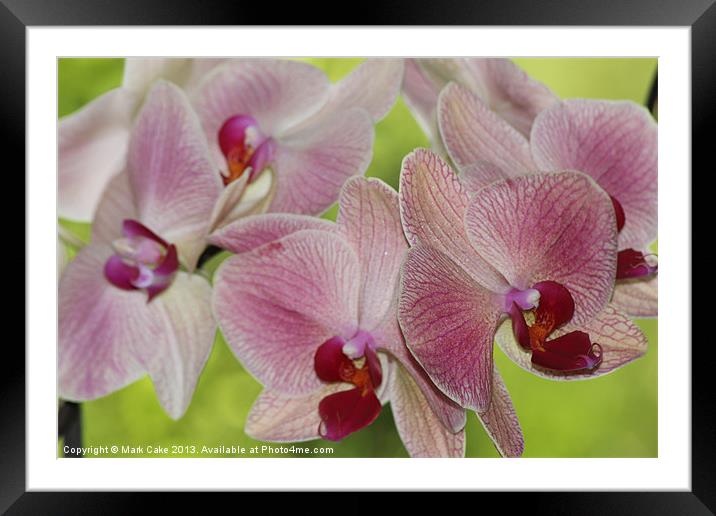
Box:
[5, 0, 705, 512]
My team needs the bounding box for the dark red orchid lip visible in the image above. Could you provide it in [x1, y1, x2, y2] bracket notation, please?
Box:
[507, 281, 603, 373]
[104, 219, 179, 302]
[218, 114, 276, 185]
[313, 333, 383, 441]
[610, 195, 658, 281]
[616, 249, 658, 280]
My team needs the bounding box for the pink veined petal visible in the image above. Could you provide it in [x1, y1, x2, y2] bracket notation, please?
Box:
[91, 171, 137, 245]
[438, 82, 535, 174]
[244, 385, 348, 442]
[399, 149, 508, 292]
[403, 59, 491, 150]
[371, 311, 467, 433]
[337, 177, 408, 329]
[268, 107, 374, 216]
[209, 213, 335, 254]
[471, 58, 558, 137]
[389, 364, 466, 458]
[58, 88, 136, 221]
[611, 275, 658, 318]
[132, 272, 216, 419]
[475, 366, 524, 457]
[495, 303, 647, 380]
[459, 160, 510, 194]
[128, 81, 222, 271]
[58, 244, 150, 402]
[464, 171, 618, 326]
[401, 59, 442, 145]
[319, 59, 404, 122]
[531, 99, 658, 249]
[194, 59, 330, 143]
[399, 244, 503, 412]
[212, 230, 361, 395]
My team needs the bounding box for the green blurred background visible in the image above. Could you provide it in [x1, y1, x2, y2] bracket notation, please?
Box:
[58, 58, 658, 458]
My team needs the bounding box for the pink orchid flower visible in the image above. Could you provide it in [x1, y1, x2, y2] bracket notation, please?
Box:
[58, 58, 231, 222]
[59, 82, 222, 419]
[60, 58, 403, 235]
[402, 58, 557, 150]
[437, 82, 658, 318]
[397, 150, 648, 453]
[212, 177, 468, 457]
[194, 58, 403, 230]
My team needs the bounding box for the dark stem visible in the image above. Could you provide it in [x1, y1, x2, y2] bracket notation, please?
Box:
[58, 401, 83, 457]
[197, 244, 222, 269]
[646, 72, 658, 115]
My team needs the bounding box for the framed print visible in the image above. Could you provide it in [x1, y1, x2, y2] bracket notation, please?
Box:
[5, 0, 707, 512]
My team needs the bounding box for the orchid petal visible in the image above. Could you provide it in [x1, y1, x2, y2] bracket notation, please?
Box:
[390, 365, 466, 458]
[399, 149, 508, 292]
[372, 313, 466, 432]
[206, 170, 249, 233]
[123, 58, 230, 98]
[320, 59, 404, 122]
[208, 169, 279, 232]
[399, 244, 503, 412]
[91, 171, 137, 245]
[464, 172, 617, 325]
[472, 58, 558, 137]
[128, 81, 222, 271]
[268, 107, 373, 215]
[245, 385, 346, 442]
[495, 303, 647, 380]
[531, 99, 657, 249]
[195, 59, 330, 142]
[134, 272, 215, 419]
[405, 58, 556, 141]
[459, 160, 509, 194]
[612, 275, 658, 318]
[209, 213, 335, 254]
[213, 230, 360, 395]
[58, 88, 136, 221]
[123, 58, 193, 96]
[59, 245, 147, 402]
[401, 59, 443, 145]
[475, 367, 524, 457]
[337, 177, 407, 329]
[438, 82, 535, 174]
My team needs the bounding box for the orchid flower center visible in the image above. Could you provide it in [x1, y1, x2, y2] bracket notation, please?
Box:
[104, 219, 179, 302]
[313, 330, 383, 441]
[505, 281, 603, 373]
[218, 115, 276, 186]
[609, 195, 658, 280]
